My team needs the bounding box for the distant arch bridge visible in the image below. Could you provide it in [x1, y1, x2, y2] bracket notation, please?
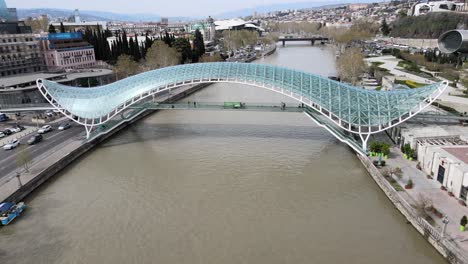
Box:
[36, 62, 448, 152]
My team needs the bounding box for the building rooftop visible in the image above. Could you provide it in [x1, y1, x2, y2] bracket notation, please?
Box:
[443, 146, 468, 165]
[0, 69, 113, 91]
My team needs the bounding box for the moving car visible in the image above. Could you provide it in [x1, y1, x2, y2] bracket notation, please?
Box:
[3, 138, 20, 150]
[58, 123, 71, 130]
[38, 125, 52, 134]
[27, 134, 43, 145]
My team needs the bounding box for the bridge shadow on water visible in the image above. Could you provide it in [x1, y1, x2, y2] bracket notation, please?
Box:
[100, 123, 335, 149]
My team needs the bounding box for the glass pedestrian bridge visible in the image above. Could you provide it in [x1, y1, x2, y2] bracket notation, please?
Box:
[37, 62, 448, 151]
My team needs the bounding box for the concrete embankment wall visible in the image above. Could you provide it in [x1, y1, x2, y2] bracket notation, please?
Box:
[4, 84, 211, 204]
[380, 37, 438, 49]
[358, 155, 468, 264]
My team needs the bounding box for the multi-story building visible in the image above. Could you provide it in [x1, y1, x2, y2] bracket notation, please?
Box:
[0, 22, 43, 77]
[39, 32, 96, 70]
[108, 22, 162, 35]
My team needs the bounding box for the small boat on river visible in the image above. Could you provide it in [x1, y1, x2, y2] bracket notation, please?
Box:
[0, 202, 26, 225]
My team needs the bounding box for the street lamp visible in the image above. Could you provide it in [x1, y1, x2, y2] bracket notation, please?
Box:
[441, 215, 449, 238]
[16, 172, 22, 188]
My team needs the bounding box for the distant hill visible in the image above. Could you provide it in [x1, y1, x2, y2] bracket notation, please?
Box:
[17, 8, 193, 22]
[215, 0, 378, 18]
[17, 0, 378, 22]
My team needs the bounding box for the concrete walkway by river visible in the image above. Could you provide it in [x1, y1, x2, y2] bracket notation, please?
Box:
[378, 146, 468, 255]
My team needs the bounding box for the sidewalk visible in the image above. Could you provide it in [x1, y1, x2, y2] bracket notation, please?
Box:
[380, 146, 468, 253]
[0, 139, 82, 202]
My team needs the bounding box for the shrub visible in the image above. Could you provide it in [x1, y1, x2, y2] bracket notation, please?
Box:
[406, 179, 413, 188]
[369, 141, 391, 155]
[461, 215, 467, 226]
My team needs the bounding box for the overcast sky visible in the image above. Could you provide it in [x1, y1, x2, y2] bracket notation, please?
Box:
[6, 0, 356, 17]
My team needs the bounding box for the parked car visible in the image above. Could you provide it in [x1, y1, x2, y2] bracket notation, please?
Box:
[8, 127, 21, 133]
[38, 125, 52, 134]
[0, 132, 4, 138]
[58, 123, 71, 130]
[44, 111, 53, 117]
[2, 129, 12, 135]
[3, 139, 19, 150]
[14, 125, 25, 131]
[27, 134, 42, 145]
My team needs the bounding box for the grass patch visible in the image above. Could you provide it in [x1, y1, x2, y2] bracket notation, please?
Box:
[384, 176, 404, 191]
[394, 79, 426, 88]
[432, 102, 460, 114]
[439, 69, 460, 82]
[397, 60, 421, 73]
[371, 61, 384, 67]
[375, 86, 382, 91]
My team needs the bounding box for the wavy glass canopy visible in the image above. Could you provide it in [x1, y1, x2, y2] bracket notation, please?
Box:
[37, 62, 447, 138]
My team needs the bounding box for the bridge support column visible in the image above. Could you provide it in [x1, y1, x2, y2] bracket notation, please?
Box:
[311, 40, 315, 46]
[359, 133, 370, 154]
[282, 40, 285, 47]
[84, 125, 93, 139]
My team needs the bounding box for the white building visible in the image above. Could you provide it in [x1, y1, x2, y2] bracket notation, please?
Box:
[214, 19, 265, 33]
[418, 145, 468, 202]
[409, 1, 464, 16]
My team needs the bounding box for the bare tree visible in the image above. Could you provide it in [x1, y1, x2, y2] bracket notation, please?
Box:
[114, 54, 140, 79]
[392, 167, 403, 179]
[222, 30, 259, 56]
[337, 47, 367, 85]
[16, 144, 32, 173]
[415, 194, 433, 220]
[144, 41, 180, 70]
[200, 54, 223, 63]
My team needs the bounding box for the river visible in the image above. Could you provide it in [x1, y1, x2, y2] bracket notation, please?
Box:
[0, 43, 446, 264]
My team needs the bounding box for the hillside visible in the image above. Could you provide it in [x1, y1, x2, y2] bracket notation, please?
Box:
[390, 12, 468, 39]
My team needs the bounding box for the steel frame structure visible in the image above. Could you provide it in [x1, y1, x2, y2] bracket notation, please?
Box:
[36, 62, 448, 151]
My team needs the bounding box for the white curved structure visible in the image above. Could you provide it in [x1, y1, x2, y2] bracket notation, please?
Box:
[37, 62, 448, 150]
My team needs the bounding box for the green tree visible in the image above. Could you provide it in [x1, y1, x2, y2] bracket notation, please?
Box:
[380, 19, 390, 36]
[173, 38, 192, 64]
[60, 22, 66, 33]
[192, 29, 205, 62]
[114, 54, 140, 79]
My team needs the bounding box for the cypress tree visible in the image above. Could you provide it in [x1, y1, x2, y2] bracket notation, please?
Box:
[48, 24, 56, 34]
[192, 29, 205, 62]
[122, 31, 129, 55]
[60, 22, 66, 33]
